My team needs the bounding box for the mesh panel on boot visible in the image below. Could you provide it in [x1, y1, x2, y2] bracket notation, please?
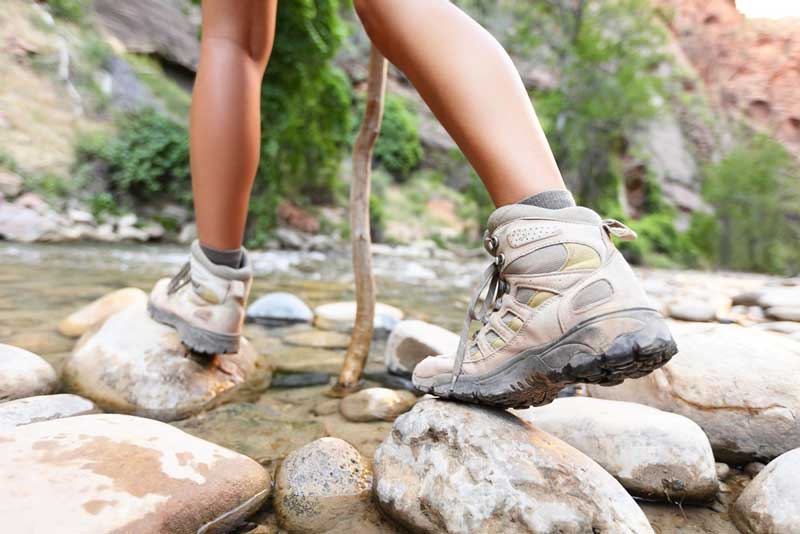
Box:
[572, 280, 613, 311]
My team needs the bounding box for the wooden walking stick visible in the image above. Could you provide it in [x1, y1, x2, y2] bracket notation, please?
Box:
[332, 45, 388, 395]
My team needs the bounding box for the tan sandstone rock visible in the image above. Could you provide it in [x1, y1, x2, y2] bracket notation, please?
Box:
[516, 397, 718, 502]
[0, 344, 58, 402]
[58, 287, 148, 337]
[587, 323, 800, 462]
[0, 414, 270, 533]
[63, 301, 271, 421]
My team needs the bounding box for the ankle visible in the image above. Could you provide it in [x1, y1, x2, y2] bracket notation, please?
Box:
[199, 243, 244, 269]
[517, 190, 576, 210]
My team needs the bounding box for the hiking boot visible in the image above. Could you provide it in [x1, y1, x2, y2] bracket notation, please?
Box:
[148, 240, 252, 354]
[412, 204, 677, 408]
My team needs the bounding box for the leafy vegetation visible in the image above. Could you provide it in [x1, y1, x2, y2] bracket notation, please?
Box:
[372, 94, 424, 181]
[76, 110, 191, 206]
[700, 134, 800, 274]
[44, 0, 87, 23]
[249, 0, 353, 245]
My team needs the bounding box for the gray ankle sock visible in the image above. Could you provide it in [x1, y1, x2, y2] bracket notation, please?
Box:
[518, 190, 576, 210]
[200, 244, 243, 268]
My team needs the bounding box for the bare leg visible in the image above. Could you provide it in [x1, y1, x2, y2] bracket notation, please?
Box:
[191, 0, 278, 250]
[354, 0, 565, 207]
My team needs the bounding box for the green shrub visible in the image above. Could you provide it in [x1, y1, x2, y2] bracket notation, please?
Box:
[701, 134, 800, 274]
[45, 0, 87, 23]
[76, 110, 191, 205]
[248, 0, 353, 245]
[372, 95, 423, 181]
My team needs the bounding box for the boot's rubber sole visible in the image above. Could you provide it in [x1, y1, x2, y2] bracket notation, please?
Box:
[147, 301, 240, 355]
[415, 308, 677, 409]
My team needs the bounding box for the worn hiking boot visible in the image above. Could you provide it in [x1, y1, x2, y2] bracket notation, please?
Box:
[412, 204, 677, 408]
[148, 240, 252, 354]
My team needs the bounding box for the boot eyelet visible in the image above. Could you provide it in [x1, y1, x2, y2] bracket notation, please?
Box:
[494, 254, 505, 267]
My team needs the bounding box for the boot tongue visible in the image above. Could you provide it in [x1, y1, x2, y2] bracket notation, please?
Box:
[486, 204, 602, 233]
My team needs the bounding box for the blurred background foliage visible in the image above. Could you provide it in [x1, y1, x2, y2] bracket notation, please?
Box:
[25, 0, 800, 274]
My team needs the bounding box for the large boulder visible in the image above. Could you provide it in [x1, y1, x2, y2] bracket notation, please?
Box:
[515, 397, 718, 501]
[587, 323, 800, 462]
[732, 447, 800, 533]
[373, 399, 654, 534]
[384, 320, 459, 376]
[0, 344, 58, 402]
[0, 414, 269, 533]
[62, 302, 271, 421]
[58, 287, 147, 338]
[92, 0, 200, 71]
[0, 394, 99, 430]
[275, 437, 398, 533]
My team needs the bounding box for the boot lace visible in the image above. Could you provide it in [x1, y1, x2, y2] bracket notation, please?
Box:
[167, 262, 192, 295]
[448, 218, 636, 391]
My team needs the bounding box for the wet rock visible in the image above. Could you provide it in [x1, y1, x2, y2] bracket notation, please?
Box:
[587, 323, 800, 462]
[0, 394, 99, 429]
[247, 292, 313, 326]
[715, 462, 731, 480]
[339, 388, 418, 423]
[743, 462, 766, 478]
[271, 371, 331, 388]
[284, 329, 351, 349]
[374, 399, 654, 534]
[173, 403, 326, 471]
[733, 448, 800, 533]
[270, 346, 344, 375]
[384, 319, 459, 376]
[515, 397, 718, 502]
[275, 437, 397, 534]
[668, 301, 716, 322]
[57, 287, 148, 338]
[0, 171, 22, 197]
[0, 414, 269, 533]
[767, 307, 800, 322]
[62, 302, 271, 421]
[314, 302, 404, 334]
[0, 344, 58, 402]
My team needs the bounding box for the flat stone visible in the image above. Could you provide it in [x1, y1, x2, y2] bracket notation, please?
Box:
[0, 394, 99, 429]
[172, 403, 326, 471]
[0, 414, 269, 533]
[57, 287, 148, 338]
[247, 292, 313, 325]
[767, 307, 800, 322]
[515, 397, 718, 502]
[283, 329, 351, 349]
[314, 302, 404, 334]
[339, 388, 418, 422]
[384, 319, 459, 376]
[754, 321, 800, 335]
[269, 345, 345, 375]
[62, 302, 271, 421]
[758, 288, 800, 309]
[374, 399, 654, 534]
[275, 437, 398, 534]
[668, 301, 717, 322]
[733, 448, 800, 533]
[0, 344, 58, 402]
[587, 323, 800, 462]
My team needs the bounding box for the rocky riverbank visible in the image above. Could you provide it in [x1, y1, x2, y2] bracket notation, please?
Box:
[1, 243, 800, 532]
